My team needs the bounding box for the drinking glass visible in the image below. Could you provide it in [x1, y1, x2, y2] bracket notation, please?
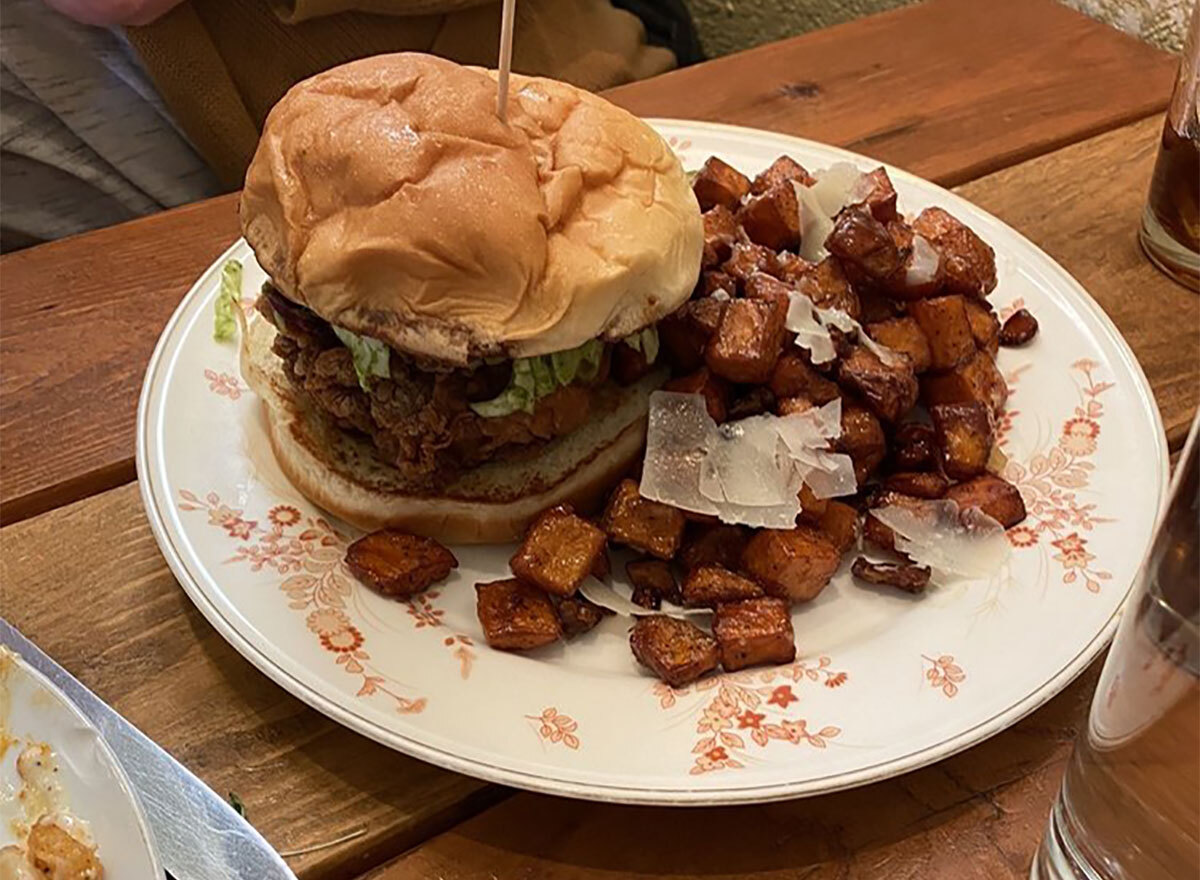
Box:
[1140, 1, 1200, 289]
[1031, 411, 1199, 880]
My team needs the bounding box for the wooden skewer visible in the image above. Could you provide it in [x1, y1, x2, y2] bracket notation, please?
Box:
[496, 0, 517, 122]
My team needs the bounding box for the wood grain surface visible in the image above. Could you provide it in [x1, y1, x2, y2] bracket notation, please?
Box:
[0, 3, 1193, 879]
[368, 666, 1099, 880]
[607, 0, 1176, 187]
[0, 482, 502, 880]
[336, 115, 1200, 880]
[0, 0, 1176, 526]
[955, 115, 1199, 451]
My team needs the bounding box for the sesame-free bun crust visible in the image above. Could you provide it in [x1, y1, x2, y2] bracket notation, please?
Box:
[242, 317, 654, 543]
[241, 52, 702, 365]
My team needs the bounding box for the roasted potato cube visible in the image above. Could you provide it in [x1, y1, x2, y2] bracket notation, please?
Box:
[826, 206, 903, 280]
[630, 615, 719, 686]
[713, 597, 796, 671]
[743, 271, 793, 303]
[838, 399, 887, 483]
[851, 557, 931, 592]
[631, 585, 661, 609]
[693, 156, 752, 211]
[866, 316, 932, 373]
[705, 296, 788, 384]
[592, 545, 611, 580]
[797, 483, 829, 525]
[602, 478, 687, 559]
[773, 251, 818, 284]
[611, 341, 652, 386]
[891, 421, 938, 471]
[856, 293, 897, 330]
[626, 558, 682, 606]
[510, 505, 607, 596]
[777, 394, 815, 416]
[476, 578, 562, 650]
[742, 526, 841, 602]
[739, 182, 801, 251]
[912, 206, 997, 297]
[663, 367, 730, 423]
[726, 386, 777, 421]
[945, 475, 1027, 527]
[1000, 308, 1039, 346]
[863, 491, 927, 552]
[881, 220, 947, 300]
[817, 500, 859, 553]
[660, 297, 727, 372]
[856, 166, 898, 222]
[700, 270, 737, 297]
[837, 345, 919, 423]
[909, 295, 976, 370]
[794, 257, 860, 319]
[884, 471, 950, 498]
[702, 205, 741, 268]
[770, 351, 840, 404]
[752, 155, 814, 194]
[682, 564, 765, 607]
[555, 594, 611, 636]
[687, 297, 727, 336]
[931, 402, 994, 480]
[921, 349, 1009, 416]
[964, 297, 1001, 356]
[344, 530, 458, 598]
[679, 524, 749, 573]
[723, 241, 781, 286]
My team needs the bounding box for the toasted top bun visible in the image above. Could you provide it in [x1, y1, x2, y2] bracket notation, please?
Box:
[240, 52, 702, 365]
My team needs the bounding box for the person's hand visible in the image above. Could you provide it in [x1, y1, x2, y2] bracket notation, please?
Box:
[42, 0, 185, 26]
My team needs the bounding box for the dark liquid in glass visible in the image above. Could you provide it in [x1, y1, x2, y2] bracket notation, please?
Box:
[1146, 121, 1200, 254]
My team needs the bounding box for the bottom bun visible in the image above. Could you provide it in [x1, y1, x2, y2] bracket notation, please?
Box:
[243, 317, 656, 543]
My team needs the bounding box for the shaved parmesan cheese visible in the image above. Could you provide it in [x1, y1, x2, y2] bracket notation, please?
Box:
[987, 442, 1009, 476]
[785, 291, 837, 364]
[579, 578, 709, 620]
[872, 500, 1010, 582]
[810, 162, 866, 216]
[642, 391, 718, 517]
[794, 181, 835, 263]
[789, 446, 858, 499]
[640, 392, 856, 528]
[784, 290, 905, 368]
[793, 162, 876, 262]
[907, 234, 941, 287]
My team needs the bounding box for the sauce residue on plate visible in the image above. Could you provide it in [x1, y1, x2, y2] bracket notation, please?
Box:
[0, 649, 104, 879]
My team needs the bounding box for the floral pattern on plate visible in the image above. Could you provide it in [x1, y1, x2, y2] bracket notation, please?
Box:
[139, 120, 1168, 803]
[654, 659, 847, 774]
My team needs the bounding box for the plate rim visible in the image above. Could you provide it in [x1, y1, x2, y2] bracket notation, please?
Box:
[137, 119, 1169, 805]
[3, 650, 163, 874]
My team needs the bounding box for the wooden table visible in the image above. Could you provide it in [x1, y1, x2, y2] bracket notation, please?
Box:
[0, 1, 1194, 878]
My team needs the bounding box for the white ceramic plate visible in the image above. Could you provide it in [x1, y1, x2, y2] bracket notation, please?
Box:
[0, 649, 161, 876]
[137, 121, 1168, 804]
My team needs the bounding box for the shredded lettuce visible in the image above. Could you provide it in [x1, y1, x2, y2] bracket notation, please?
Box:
[641, 327, 660, 364]
[213, 259, 243, 342]
[470, 338, 605, 418]
[332, 326, 391, 391]
[530, 356, 556, 397]
[620, 327, 660, 364]
[549, 338, 603, 386]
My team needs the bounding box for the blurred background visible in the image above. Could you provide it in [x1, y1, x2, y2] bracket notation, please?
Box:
[690, 0, 1189, 57]
[2, 0, 1191, 253]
